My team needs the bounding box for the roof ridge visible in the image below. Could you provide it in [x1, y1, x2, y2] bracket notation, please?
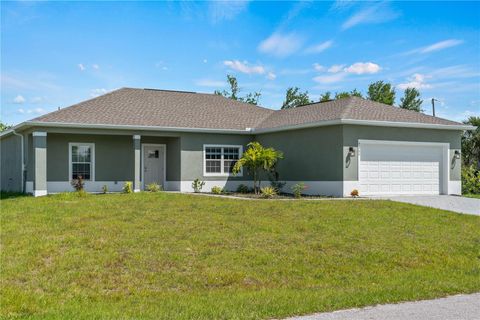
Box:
[342, 96, 458, 124]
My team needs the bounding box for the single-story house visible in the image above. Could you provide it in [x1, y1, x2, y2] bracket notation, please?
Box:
[0, 88, 474, 197]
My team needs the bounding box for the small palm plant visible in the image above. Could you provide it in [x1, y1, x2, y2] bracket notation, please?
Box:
[232, 142, 283, 194]
[260, 186, 277, 198]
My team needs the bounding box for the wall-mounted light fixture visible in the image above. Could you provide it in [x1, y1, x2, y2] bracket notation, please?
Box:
[348, 147, 355, 157]
[454, 150, 461, 159]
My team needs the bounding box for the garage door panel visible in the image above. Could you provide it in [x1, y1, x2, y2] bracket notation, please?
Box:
[359, 142, 444, 196]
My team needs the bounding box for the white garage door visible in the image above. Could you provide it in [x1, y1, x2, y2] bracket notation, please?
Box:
[359, 141, 445, 195]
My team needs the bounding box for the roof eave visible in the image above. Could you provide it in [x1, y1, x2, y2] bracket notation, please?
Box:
[252, 119, 475, 134]
[1, 119, 474, 139]
[0, 121, 253, 136]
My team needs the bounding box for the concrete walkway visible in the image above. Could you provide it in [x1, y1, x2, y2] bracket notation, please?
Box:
[285, 293, 480, 320]
[387, 195, 480, 216]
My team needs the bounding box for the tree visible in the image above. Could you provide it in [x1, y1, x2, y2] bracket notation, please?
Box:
[335, 91, 351, 99]
[0, 122, 11, 132]
[243, 92, 261, 105]
[399, 88, 423, 112]
[350, 89, 363, 98]
[334, 89, 363, 100]
[232, 142, 283, 194]
[462, 116, 480, 169]
[215, 74, 261, 105]
[281, 87, 312, 109]
[319, 92, 332, 102]
[214, 74, 239, 100]
[367, 81, 395, 105]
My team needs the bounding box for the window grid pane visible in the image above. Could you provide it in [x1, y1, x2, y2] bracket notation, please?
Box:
[71, 145, 92, 180]
[205, 146, 241, 174]
[206, 160, 221, 173]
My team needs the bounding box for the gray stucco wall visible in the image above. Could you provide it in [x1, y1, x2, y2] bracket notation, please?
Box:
[342, 125, 462, 181]
[180, 133, 252, 181]
[255, 125, 344, 181]
[38, 133, 180, 182]
[16, 124, 463, 190]
[0, 134, 22, 192]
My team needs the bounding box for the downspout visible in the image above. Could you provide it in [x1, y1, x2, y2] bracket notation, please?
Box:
[11, 130, 25, 193]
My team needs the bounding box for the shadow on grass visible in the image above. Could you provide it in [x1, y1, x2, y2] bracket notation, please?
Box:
[0, 191, 31, 200]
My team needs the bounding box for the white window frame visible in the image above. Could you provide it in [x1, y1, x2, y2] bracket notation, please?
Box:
[68, 142, 95, 181]
[203, 144, 243, 177]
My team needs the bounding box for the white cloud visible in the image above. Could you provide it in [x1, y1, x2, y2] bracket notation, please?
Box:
[330, 0, 357, 11]
[258, 32, 304, 57]
[403, 39, 464, 55]
[313, 61, 382, 84]
[266, 72, 276, 80]
[78, 63, 86, 71]
[223, 60, 265, 74]
[304, 40, 333, 54]
[90, 88, 108, 97]
[420, 39, 464, 53]
[18, 107, 46, 115]
[13, 95, 26, 104]
[429, 65, 480, 79]
[313, 63, 325, 72]
[342, 2, 400, 30]
[328, 64, 346, 73]
[397, 73, 432, 90]
[195, 79, 226, 87]
[313, 73, 347, 84]
[344, 62, 381, 74]
[92, 64, 100, 70]
[209, 1, 249, 23]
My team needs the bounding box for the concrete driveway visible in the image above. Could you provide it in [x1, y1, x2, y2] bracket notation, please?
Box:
[386, 195, 480, 216]
[284, 293, 480, 320]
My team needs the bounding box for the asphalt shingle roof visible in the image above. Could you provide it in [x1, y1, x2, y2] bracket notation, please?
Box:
[32, 88, 462, 131]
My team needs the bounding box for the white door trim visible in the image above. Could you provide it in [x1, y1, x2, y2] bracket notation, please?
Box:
[358, 139, 449, 195]
[141, 143, 166, 190]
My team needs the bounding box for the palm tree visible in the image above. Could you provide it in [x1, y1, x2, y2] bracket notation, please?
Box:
[233, 142, 283, 194]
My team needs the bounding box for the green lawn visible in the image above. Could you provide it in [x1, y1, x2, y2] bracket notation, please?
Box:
[465, 194, 480, 199]
[1, 193, 479, 319]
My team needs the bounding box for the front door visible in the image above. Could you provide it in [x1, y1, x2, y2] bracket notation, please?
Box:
[143, 145, 165, 189]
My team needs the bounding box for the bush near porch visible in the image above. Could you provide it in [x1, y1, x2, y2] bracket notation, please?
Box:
[1, 192, 479, 319]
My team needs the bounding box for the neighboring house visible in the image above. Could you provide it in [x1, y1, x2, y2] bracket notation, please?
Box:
[0, 88, 474, 197]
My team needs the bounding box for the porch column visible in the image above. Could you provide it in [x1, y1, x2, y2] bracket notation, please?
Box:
[133, 135, 141, 192]
[32, 132, 47, 197]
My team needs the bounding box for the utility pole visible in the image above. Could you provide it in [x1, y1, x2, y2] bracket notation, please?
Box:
[431, 98, 439, 117]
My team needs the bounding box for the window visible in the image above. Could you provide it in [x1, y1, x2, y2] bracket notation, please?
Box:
[69, 143, 95, 181]
[204, 145, 242, 176]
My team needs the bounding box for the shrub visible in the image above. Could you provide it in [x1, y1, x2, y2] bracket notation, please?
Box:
[260, 186, 277, 198]
[268, 170, 286, 192]
[211, 186, 223, 194]
[123, 181, 133, 194]
[101, 185, 108, 194]
[71, 175, 85, 192]
[350, 189, 359, 198]
[192, 179, 205, 193]
[236, 184, 250, 193]
[146, 182, 162, 192]
[462, 165, 480, 195]
[291, 182, 307, 198]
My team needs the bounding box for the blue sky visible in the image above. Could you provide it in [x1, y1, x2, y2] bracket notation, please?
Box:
[1, 1, 479, 125]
